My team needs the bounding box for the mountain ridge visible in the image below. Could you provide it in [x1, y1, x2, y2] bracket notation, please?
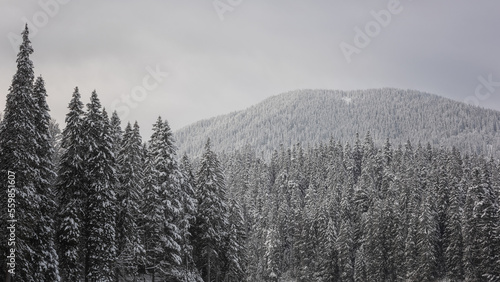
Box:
[174, 88, 500, 158]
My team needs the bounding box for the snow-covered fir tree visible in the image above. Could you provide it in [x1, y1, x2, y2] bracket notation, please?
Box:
[56, 87, 87, 281]
[142, 117, 185, 280]
[115, 121, 146, 280]
[178, 154, 202, 281]
[31, 76, 60, 281]
[191, 139, 230, 282]
[83, 91, 117, 281]
[0, 24, 60, 281]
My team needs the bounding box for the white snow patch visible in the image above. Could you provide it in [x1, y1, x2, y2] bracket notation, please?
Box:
[342, 97, 353, 104]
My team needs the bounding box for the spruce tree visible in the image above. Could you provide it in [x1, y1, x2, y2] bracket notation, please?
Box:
[463, 168, 482, 282]
[143, 117, 184, 280]
[142, 120, 166, 280]
[0, 24, 43, 281]
[463, 163, 500, 281]
[415, 189, 438, 282]
[32, 76, 60, 281]
[444, 149, 465, 280]
[191, 139, 229, 281]
[315, 218, 339, 282]
[178, 154, 200, 280]
[83, 91, 117, 281]
[115, 121, 146, 279]
[336, 186, 355, 282]
[56, 87, 87, 281]
[220, 199, 246, 281]
[264, 223, 281, 282]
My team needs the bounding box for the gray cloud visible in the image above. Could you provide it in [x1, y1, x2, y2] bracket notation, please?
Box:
[1, 0, 499, 138]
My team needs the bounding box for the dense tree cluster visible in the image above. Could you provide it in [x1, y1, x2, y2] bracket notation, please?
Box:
[1, 26, 499, 282]
[0, 26, 243, 282]
[221, 135, 500, 281]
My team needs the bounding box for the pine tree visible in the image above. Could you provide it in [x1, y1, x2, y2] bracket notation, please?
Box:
[0, 24, 43, 281]
[83, 91, 117, 281]
[115, 121, 146, 280]
[31, 76, 60, 281]
[221, 199, 246, 281]
[315, 218, 339, 282]
[353, 244, 368, 282]
[364, 199, 388, 282]
[463, 168, 482, 282]
[143, 117, 184, 280]
[264, 223, 281, 282]
[336, 186, 355, 282]
[336, 219, 354, 282]
[463, 163, 500, 281]
[142, 125, 166, 281]
[178, 154, 201, 280]
[444, 149, 465, 281]
[191, 138, 229, 282]
[109, 111, 123, 156]
[415, 189, 438, 282]
[56, 87, 87, 281]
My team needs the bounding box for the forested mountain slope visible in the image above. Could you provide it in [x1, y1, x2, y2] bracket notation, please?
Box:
[175, 88, 500, 158]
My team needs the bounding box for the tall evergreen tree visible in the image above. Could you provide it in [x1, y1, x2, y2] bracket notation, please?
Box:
[191, 139, 229, 282]
[220, 199, 246, 281]
[83, 91, 117, 281]
[444, 149, 465, 280]
[143, 117, 184, 280]
[0, 24, 45, 281]
[31, 76, 60, 281]
[178, 154, 201, 280]
[56, 87, 87, 281]
[264, 223, 281, 282]
[336, 186, 355, 282]
[315, 217, 339, 282]
[414, 189, 438, 282]
[463, 163, 500, 281]
[115, 121, 146, 280]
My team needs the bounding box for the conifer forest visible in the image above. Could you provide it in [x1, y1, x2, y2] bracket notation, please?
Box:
[1, 26, 499, 282]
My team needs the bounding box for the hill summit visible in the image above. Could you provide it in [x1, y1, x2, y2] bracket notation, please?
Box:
[175, 88, 500, 158]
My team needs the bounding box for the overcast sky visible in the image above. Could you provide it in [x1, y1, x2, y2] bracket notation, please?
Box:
[1, 0, 499, 137]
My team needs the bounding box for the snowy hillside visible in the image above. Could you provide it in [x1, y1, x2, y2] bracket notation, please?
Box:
[175, 88, 500, 158]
